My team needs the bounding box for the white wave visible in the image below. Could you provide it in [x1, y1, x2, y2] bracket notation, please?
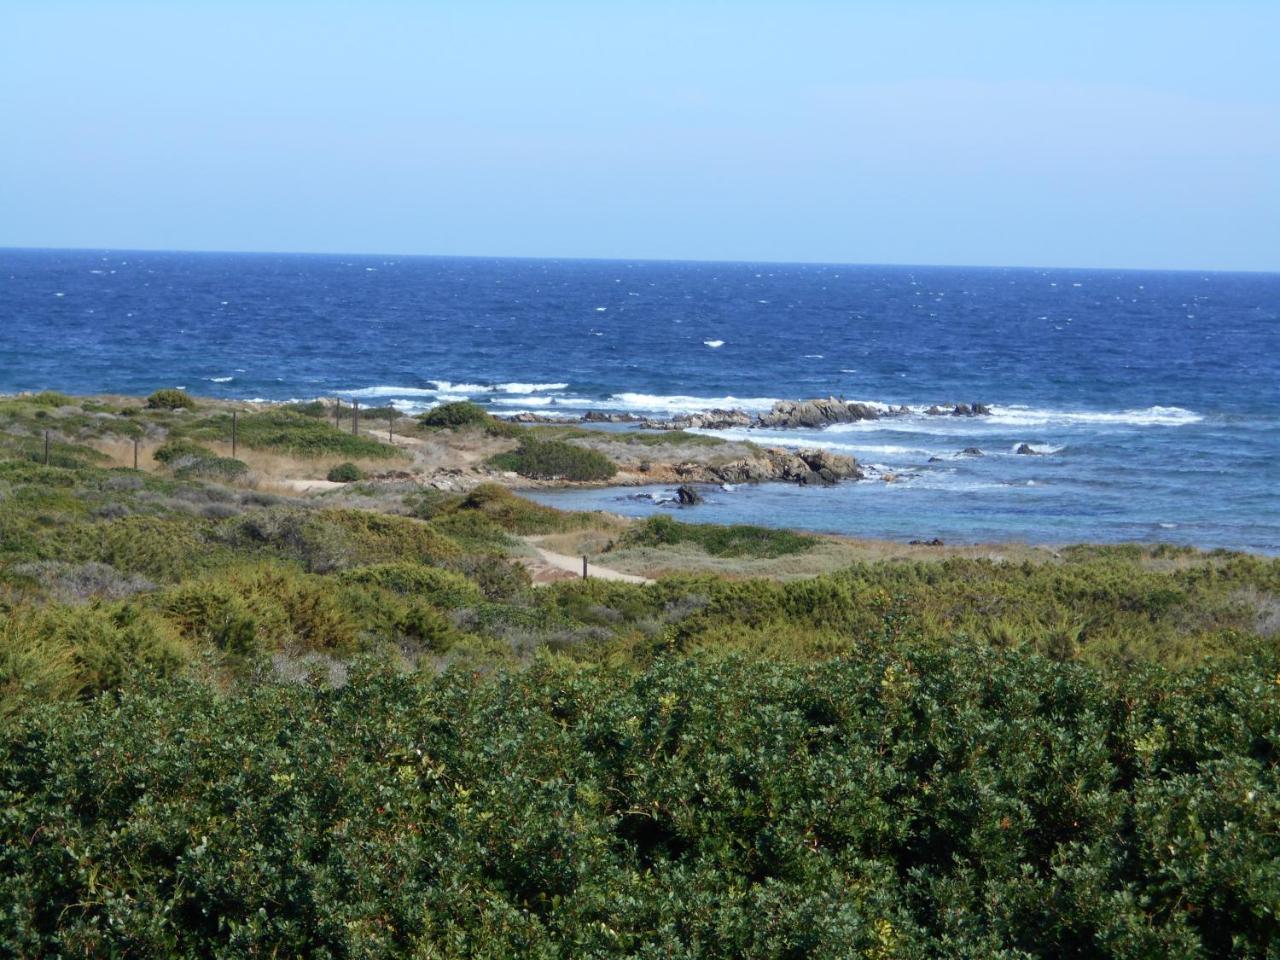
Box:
[1010, 442, 1065, 455]
[338, 381, 567, 400]
[339, 386, 440, 398]
[432, 380, 567, 394]
[490, 382, 568, 393]
[703, 340, 725, 348]
[208, 376, 234, 383]
[490, 396, 583, 407]
[608, 393, 781, 414]
[986, 404, 1200, 427]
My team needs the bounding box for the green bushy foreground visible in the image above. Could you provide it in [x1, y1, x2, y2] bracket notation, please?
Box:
[3, 647, 1278, 958]
[2, 429, 1280, 956]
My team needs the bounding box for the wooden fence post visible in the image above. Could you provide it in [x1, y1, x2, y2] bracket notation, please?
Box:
[353, 400, 359, 435]
[231, 410, 238, 457]
[582, 556, 588, 579]
[44, 431, 50, 466]
[133, 438, 139, 470]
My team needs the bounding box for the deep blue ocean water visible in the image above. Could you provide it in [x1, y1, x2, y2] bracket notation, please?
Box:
[2, 248, 1277, 551]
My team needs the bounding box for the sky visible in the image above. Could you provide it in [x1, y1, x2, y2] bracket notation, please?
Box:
[2, 1, 1278, 271]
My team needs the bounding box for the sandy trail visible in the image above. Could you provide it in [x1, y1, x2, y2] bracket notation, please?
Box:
[521, 540, 652, 586]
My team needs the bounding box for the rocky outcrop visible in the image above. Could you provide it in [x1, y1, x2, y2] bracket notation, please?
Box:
[504, 412, 578, 424]
[582, 411, 642, 423]
[960, 447, 984, 456]
[1015, 443, 1041, 455]
[764, 447, 863, 486]
[758, 397, 882, 429]
[640, 409, 753, 431]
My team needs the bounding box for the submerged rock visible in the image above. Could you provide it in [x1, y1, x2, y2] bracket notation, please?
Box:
[960, 447, 984, 456]
[676, 484, 704, 505]
[1015, 443, 1041, 455]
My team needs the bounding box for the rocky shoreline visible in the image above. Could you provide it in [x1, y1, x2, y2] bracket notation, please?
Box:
[506, 396, 994, 432]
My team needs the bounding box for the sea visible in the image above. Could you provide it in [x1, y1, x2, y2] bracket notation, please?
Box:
[2, 248, 1277, 552]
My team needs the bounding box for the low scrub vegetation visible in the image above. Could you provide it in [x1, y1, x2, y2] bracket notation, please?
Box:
[623, 514, 819, 558]
[2, 406, 1280, 956]
[2, 646, 1277, 957]
[177, 410, 401, 459]
[489, 437, 618, 481]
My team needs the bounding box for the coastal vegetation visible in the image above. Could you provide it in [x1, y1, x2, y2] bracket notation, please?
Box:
[327, 461, 365, 483]
[622, 513, 820, 558]
[146, 387, 197, 410]
[488, 436, 620, 481]
[0, 392, 1277, 956]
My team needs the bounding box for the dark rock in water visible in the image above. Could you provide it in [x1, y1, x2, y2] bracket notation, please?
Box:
[676, 484, 704, 505]
[928, 456, 944, 463]
[925, 405, 946, 416]
[972, 403, 992, 416]
[1015, 443, 1041, 455]
[582, 411, 641, 423]
[909, 538, 945, 546]
[952, 403, 973, 416]
[960, 447, 984, 456]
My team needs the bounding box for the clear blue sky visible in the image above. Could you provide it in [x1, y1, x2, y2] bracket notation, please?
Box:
[2, 1, 1277, 270]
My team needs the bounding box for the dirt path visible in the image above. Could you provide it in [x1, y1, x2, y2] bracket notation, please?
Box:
[520, 541, 653, 586]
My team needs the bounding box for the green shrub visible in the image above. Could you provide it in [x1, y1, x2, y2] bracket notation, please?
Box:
[488, 438, 618, 481]
[282, 400, 330, 418]
[327, 462, 365, 483]
[418, 400, 491, 428]
[146, 388, 197, 410]
[337, 562, 485, 609]
[153, 440, 248, 482]
[450, 483, 600, 535]
[624, 514, 818, 558]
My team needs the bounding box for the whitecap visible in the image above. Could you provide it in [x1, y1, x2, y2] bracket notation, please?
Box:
[208, 376, 234, 383]
[703, 340, 725, 348]
[608, 393, 780, 414]
[986, 405, 1201, 427]
[339, 386, 440, 398]
[1010, 442, 1065, 455]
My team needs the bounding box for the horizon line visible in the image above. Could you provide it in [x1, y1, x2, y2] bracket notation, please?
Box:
[1, 242, 1276, 278]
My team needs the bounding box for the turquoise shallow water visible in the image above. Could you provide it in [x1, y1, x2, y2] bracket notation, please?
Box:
[2, 249, 1277, 550]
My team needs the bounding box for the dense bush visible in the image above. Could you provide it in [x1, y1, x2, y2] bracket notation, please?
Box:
[146, 388, 197, 410]
[623, 514, 819, 558]
[418, 400, 492, 429]
[327, 461, 365, 483]
[489, 437, 618, 481]
[2, 646, 1277, 957]
[154, 439, 249, 482]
